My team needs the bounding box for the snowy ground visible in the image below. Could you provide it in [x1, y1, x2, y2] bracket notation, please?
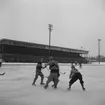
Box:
[0, 63, 105, 105]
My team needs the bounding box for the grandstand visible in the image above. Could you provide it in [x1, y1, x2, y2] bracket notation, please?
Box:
[0, 39, 88, 63]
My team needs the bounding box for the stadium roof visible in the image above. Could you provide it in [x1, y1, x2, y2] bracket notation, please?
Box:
[0, 38, 89, 54]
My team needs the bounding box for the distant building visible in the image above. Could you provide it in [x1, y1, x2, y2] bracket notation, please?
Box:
[0, 39, 88, 63]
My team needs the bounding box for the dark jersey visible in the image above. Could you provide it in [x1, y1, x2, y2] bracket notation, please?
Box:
[45, 60, 59, 73]
[36, 63, 42, 73]
[69, 68, 80, 78]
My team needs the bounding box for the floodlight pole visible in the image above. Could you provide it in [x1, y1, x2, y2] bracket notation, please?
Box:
[98, 39, 101, 64]
[48, 24, 53, 57]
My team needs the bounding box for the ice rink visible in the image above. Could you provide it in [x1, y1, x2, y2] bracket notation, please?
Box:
[0, 63, 105, 105]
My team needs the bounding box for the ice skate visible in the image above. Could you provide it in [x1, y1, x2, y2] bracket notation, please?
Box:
[52, 84, 55, 87]
[82, 87, 86, 91]
[67, 87, 71, 91]
[32, 83, 36, 86]
[44, 85, 48, 89]
[53, 85, 57, 89]
[40, 82, 45, 85]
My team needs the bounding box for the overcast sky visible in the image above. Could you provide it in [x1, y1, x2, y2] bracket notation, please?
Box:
[0, 0, 105, 56]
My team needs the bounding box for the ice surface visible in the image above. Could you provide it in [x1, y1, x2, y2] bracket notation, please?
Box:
[0, 63, 105, 105]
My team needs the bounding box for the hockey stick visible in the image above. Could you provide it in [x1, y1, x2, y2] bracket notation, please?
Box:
[0, 72, 5, 76]
[60, 72, 66, 74]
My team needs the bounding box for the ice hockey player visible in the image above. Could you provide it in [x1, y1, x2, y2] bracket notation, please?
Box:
[44, 56, 60, 89]
[79, 62, 82, 68]
[32, 60, 45, 86]
[0, 58, 2, 68]
[0, 58, 5, 76]
[67, 65, 85, 91]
